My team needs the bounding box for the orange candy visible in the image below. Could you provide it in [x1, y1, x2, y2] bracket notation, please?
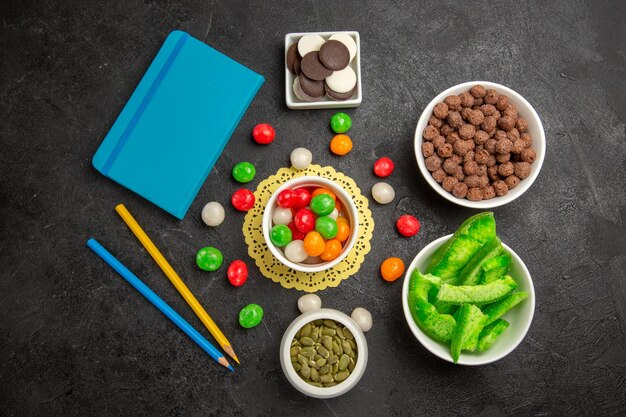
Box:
[330, 134, 353, 156]
[335, 221, 351, 242]
[304, 231, 325, 257]
[336, 216, 349, 224]
[320, 239, 342, 261]
[380, 257, 405, 282]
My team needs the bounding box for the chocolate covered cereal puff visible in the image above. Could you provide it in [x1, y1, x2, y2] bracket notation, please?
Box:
[423, 125, 439, 141]
[521, 147, 537, 163]
[433, 102, 449, 119]
[504, 175, 520, 189]
[429, 115, 443, 128]
[459, 91, 475, 108]
[484, 89, 499, 105]
[425, 154, 443, 172]
[470, 84, 487, 98]
[432, 168, 447, 183]
[444, 95, 462, 111]
[442, 176, 458, 192]
[447, 111, 463, 128]
[514, 162, 532, 179]
[467, 187, 484, 201]
[422, 142, 435, 158]
[452, 182, 468, 198]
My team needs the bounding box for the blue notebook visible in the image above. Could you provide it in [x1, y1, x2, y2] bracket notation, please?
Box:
[93, 30, 264, 219]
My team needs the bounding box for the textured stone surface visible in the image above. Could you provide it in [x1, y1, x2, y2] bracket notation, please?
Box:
[1, 0, 625, 416]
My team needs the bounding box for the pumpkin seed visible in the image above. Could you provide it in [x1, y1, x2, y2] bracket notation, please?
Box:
[348, 357, 356, 373]
[300, 363, 311, 379]
[315, 358, 326, 367]
[322, 328, 336, 336]
[342, 341, 352, 355]
[322, 336, 333, 350]
[290, 346, 301, 356]
[297, 355, 307, 365]
[336, 327, 345, 339]
[291, 355, 298, 363]
[343, 328, 354, 340]
[291, 339, 299, 347]
[332, 362, 339, 374]
[301, 346, 316, 356]
[308, 359, 318, 369]
[335, 370, 350, 382]
[293, 363, 301, 372]
[348, 350, 356, 359]
[319, 364, 331, 375]
[313, 354, 322, 361]
[338, 354, 350, 371]
[317, 346, 330, 358]
[332, 341, 342, 355]
[347, 340, 357, 351]
[324, 382, 337, 387]
[319, 374, 333, 384]
[313, 319, 323, 325]
[300, 336, 314, 346]
[323, 319, 337, 329]
[310, 368, 320, 382]
[300, 323, 311, 337]
[310, 382, 323, 387]
[310, 328, 319, 340]
[326, 355, 338, 364]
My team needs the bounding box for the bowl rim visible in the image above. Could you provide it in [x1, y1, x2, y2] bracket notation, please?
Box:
[401, 234, 536, 365]
[414, 81, 546, 209]
[279, 308, 368, 398]
[262, 176, 359, 273]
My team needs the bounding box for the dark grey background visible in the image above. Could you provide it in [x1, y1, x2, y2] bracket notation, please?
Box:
[1, 0, 625, 416]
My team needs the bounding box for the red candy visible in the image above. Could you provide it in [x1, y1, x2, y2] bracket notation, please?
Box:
[252, 123, 276, 144]
[277, 189, 297, 208]
[294, 208, 316, 233]
[231, 188, 255, 211]
[373, 157, 395, 177]
[227, 260, 248, 286]
[288, 222, 306, 240]
[292, 188, 312, 209]
[396, 215, 420, 237]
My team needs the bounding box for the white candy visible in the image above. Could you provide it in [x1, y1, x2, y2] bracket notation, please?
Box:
[351, 307, 372, 332]
[329, 33, 357, 62]
[371, 182, 395, 204]
[298, 294, 322, 313]
[290, 147, 313, 170]
[201, 202, 225, 227]
[284, 240, 308, 263]
[272, 207, 293, 225]
[325, 66, 357, 94]
[297, 34, 326, 57]
[328, 208, 338, 220]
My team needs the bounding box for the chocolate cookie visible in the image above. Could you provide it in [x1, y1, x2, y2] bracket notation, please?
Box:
[300, 51, 333, 81]
[319, 40, 350, 71]
[299, 74, 324, 98]
[293, 56, 302, 75]
[286, 42, 299, 74]
[293, 76, 322, 102]
[325, 83, 356, 101]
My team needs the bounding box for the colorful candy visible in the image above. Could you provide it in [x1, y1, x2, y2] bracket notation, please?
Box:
[290, 147, 313, 170]
[380, 257, 405, 282]
[292, 188, 312, 209]
[298, 294, 322, 313]
[310, 194, 335, 216]
[320, 239, 342, 261]
[351, 307, 373, 332]
[303, 231, 325, 256]
[315, 216, 338, 239]
[329, 208, 339, 220]
[330, 112, 352, 133]
[196, 246, 223, 271]
[277, 189, 297, 208]
[330, 134, 353, 155]
[252, 123, 275, 144]
[371, 182, 395, 204]
[335, 221, 351, 242]
[232, 162, 256, 183]
[396, 215, 420, 237]
[294, 208, 316, 233]
[272, 207, 293, 225]
[201, 202, 225, 227]
[227, 260, 248, 286]
[311, 188, 340, 211]
[239, 303, 264, 328]
[287, 221, 306, 240]
[270, 224, 292, 247]
[284, 240, 308, 263]
[373, 157, 395, 177]
[231, 188, 255, 211]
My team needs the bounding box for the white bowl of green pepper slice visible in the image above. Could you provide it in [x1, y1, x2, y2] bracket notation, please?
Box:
[280, 308, 368, 398]
[402, 212, 535, 365]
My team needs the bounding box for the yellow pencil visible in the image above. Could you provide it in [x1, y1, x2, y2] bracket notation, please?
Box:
[115, 204, 240, 364]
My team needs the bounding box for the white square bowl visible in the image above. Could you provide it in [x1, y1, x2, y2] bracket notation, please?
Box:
[285, 31, 362, 110]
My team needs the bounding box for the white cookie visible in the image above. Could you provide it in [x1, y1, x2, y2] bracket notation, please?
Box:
[329, 33, 357, 62]
[325, 66, 357, 94]
[297, 34, 326, 56]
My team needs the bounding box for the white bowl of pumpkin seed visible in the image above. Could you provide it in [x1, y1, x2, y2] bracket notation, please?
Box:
[280, 308, 368, 398]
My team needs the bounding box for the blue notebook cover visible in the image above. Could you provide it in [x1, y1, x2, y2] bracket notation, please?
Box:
[93, 30, 264, 219]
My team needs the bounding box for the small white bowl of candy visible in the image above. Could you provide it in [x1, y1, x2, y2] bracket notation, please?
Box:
[262, 176, 359, 273]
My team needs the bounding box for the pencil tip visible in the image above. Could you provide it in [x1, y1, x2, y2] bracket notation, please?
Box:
[228, 365, 235, 372]
[223, 345, 240, 364]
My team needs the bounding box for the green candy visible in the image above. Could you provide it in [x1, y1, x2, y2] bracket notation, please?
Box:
[310, 194, 335, 216]
[232, 162, 256, 183]
[315, 216, 338, 239]
[330, 112, 352, 134]
[270, 224, 292, 247]
[239, 304, 264, 328]
[196, 246, 223, 271]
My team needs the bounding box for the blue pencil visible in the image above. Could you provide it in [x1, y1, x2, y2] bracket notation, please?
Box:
[87, 238, 234, 372]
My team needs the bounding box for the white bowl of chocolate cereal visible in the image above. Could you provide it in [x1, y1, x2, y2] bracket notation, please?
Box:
[414, 82, 545, 208]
